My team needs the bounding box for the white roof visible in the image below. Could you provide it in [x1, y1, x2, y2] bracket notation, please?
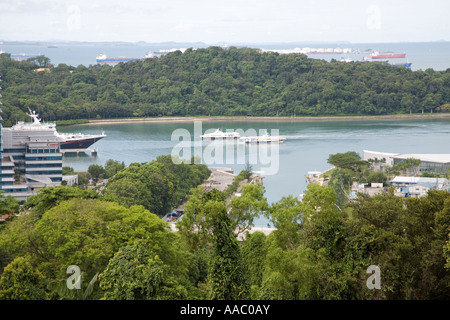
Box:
[393, 154, 450, 164]
[391, 176, 448, 184]
[363, 150, 399, 156]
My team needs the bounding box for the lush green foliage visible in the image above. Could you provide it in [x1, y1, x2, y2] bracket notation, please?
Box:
[1, 47, 449, 126]
[103, 155, 210, 216]
[0, 148, 449, 300]
[0, 257, 47, 300]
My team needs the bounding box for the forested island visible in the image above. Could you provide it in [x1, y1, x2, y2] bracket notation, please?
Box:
[0, 46, 449, 126]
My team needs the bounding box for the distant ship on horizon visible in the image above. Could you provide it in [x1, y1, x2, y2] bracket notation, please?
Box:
[96, 53, 154, 64]
[370, 52, 406, 59]
[10, 53, 40, 61]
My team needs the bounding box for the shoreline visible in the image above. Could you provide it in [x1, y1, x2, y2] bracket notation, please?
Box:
[83, 113, 450, 125]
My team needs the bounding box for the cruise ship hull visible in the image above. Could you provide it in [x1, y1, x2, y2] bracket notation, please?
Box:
[59, 136, 105, 149]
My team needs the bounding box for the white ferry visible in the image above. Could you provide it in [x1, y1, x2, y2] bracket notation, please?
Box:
[200, 129, 240, 140]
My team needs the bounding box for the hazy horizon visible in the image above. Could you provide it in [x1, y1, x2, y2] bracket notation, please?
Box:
[1, 0, 449, 44]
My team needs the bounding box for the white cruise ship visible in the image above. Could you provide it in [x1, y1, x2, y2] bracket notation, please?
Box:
[8, 110, 106, 150]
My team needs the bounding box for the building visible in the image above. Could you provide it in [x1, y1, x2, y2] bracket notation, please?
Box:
[363, 150, 450, 175]
[390, 176, 450, 198]
[0, 110, 63, 201]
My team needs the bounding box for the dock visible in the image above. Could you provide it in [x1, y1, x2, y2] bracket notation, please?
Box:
[61, 148, 98, 155]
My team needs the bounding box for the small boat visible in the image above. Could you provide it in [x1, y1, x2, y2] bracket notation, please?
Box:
[200, 129, 240, 140]
[243, 132, 286, 143]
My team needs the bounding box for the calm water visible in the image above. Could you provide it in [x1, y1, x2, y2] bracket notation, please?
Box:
[59, 118, 450, 225]
[1, 41, 449, 71]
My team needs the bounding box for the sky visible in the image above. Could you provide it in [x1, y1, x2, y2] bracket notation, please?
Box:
[0, 0, 449, 44]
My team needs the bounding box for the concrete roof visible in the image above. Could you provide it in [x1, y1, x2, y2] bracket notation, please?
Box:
[393, 154, 450, 164]
[391, 176, 448, 184]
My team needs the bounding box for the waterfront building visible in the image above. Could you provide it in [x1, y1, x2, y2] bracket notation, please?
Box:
[363, 150, 450, 175]
[0, 123, 63, 201]
[390, 176, 450, 198]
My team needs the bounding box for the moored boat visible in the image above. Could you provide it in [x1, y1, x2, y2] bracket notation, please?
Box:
[6, 110, 106, 151]
[200, 129, 240, 140]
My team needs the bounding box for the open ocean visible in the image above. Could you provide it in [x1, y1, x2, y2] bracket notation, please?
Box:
[1, 41, 449, 71]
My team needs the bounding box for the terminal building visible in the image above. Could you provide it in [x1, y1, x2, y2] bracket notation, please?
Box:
[0, 117, 63, 201]
[363, 150, 450, 175]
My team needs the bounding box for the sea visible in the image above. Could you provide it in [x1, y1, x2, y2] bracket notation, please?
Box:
[2, 40, 450, 226]
[1, 41, 450, 71]
[58, 118, 450, 226]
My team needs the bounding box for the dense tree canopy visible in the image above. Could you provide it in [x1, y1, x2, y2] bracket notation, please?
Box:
[1, 47, 449, 126]
[103, 155, 210, 216]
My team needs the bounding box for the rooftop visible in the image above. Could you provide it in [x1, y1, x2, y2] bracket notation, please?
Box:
[393, 154, 450, 164]
[391, 176, 448, 184]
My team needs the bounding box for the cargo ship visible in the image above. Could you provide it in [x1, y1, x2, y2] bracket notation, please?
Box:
[370, 52, 406, 59]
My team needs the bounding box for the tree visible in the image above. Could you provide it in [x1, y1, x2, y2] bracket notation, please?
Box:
[241, 231, 268, 298]
[104, 159, 125, 179]
[104, 159, 210, 216]
[366, 171, 388, 185]
[229, 183, 268, 236]
[327, 151, 368, 171]
[99, 238, 188, 300]
[88, 164, 106, 181]
[62, 166, 75, 175]
[22, 185, 99, 218]
[0, 194, 20, 215]
[206, 201, 247, 300]
[0, 257, 48, 300]
[0, 198, 171, 298]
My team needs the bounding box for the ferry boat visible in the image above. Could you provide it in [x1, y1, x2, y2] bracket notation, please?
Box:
[7, 110, 106, 150]
[200, 129, 240, 140]
[243, 132, 286, 143]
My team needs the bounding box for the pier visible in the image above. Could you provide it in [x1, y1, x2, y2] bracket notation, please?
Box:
[61, 148, 98, 155]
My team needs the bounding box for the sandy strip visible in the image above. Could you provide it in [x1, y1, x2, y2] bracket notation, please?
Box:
[83, 113, 450, 125]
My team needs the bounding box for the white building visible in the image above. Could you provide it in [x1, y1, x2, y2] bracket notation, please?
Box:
[363, 150, 450, 175]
